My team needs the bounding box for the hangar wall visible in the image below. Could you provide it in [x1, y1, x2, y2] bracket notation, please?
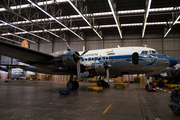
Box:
[28, 32, 180, 63]
[1, 32, 180, 63]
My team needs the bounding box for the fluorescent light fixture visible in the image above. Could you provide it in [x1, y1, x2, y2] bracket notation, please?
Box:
[173, 15, 180, 25]
[118, 9, 144, 14]
[142, 0, 152, 38]
[0, 20, 50, 42]
[93, 29, 103, 39]
[108, 0, 122, 38]
[93, 12, 112, 16]
[150, 7, 173, 12]
[68, 0, 90, 26]
[1, 21, 179, 36]
[68, 0, 102, 39]
[164, 28, 172, 37]
[146, 22, 166, 25]
[0, 36, 21, 44]
[0, 6, 180, 28]
[10, 33, 36, 43]
[99, 24, 116, 28]
[121, 23, 143, 27]
[27, 0, 84, 40]
[0, 8, 6, 12]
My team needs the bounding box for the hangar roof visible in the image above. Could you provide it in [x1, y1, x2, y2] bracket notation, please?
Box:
[0, 0, 180, 43]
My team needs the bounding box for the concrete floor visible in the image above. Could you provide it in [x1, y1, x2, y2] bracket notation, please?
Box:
[0, 79, 179, 120]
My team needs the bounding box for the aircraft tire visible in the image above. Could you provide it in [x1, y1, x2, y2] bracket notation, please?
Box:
[73, 81, 79, 90]
[97, 81, 103, 86]
[67, 81, 74, 90]
[101, 80, 105, 86]
[145, 84, 148, 91]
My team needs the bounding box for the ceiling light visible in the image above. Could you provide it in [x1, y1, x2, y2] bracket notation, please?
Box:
[0, 36, 21, 44]
[142, 0, 152, 38]
[0, 20, 50, 42]
[27, 0, 84, 40]
[68, 0, 102, 39]
[108, 0, 122, 38]
[164, 28, 172, 37]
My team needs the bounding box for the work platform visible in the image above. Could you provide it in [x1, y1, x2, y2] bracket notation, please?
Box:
[168, 84, 180, 88]
[114, 83, 129, 88]
[87, 86, 103, 92]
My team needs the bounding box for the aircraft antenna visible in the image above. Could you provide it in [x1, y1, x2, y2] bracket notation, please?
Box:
[142, 44, 147, 47]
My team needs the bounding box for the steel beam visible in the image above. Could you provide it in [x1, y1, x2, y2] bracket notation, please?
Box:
[142, 0, 152, 38]
[164, 9, 180, 37]
[68, 0, 102, 39]
[27, 0, 84, 40]
[108, 0, 122, 39]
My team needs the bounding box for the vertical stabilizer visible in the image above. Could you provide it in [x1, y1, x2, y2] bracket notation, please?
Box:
[21, 40, 29, 48]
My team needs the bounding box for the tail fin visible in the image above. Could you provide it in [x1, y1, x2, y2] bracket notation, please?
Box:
[21, 40, 29, 48]
[19, 40, 29, 65]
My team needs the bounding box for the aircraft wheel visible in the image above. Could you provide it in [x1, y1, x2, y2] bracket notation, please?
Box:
[73, 81, 79, 90]
[145, 84, 148, 91]
[97, 81, 103, 86]
[101, 80, 105, 86]
[67, 81, 74, 90]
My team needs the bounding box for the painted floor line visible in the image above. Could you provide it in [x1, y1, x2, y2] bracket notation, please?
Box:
[102, 102, 113, 114]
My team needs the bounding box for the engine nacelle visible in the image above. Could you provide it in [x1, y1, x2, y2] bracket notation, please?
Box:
[54, 49, 79, 69]
[80, 71, 94, 78]
[94, 61, 106, 74]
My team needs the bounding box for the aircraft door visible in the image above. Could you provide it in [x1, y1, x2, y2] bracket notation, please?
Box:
[132, 52, 139, 65]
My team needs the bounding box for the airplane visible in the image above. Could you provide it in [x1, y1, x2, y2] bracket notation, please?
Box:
[0, 40, 178, 90]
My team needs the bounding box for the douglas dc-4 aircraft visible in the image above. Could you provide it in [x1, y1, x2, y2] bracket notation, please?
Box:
[0, 40, 178, 90]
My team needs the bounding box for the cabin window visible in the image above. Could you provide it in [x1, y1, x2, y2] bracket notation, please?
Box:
[88, 58, 91, 61]
[132, 52, 139, 65]
[85, 58, 87, 61]
[105, 57, 109, 60]
[91, 58, 94, 61]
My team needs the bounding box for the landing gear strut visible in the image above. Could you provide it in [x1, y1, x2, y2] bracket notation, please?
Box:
[97, 76, 109, 87]
[67, 75, 79, 90]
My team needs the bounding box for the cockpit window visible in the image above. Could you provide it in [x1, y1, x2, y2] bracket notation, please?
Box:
[144, 51, 148, 55]
[149, 50, 157, 54]
[152, 51, 157, 54]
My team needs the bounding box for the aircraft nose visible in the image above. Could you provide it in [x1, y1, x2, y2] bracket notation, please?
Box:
[167, 56, 178, 67]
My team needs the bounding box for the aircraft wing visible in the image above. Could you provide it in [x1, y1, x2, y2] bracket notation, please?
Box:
[0, 40, 54, 64]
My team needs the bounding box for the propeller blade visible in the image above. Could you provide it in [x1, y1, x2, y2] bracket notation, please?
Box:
[80, 49, 89, 56]
[65, 42, 80, 57]
[109, 58, 114, 64]
[99, 55, 108, 66]
[77, 60, 81, 80]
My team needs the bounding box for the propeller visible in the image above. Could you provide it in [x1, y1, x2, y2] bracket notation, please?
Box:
[99, 55, 114, 84]
[65, 42, 89, 80]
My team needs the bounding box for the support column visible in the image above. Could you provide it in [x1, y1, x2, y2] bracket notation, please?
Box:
[128, 75, 130, 83]
[50, 75, 52, 81]
[37, 40, 40, 51]
[52, 37, 54, 53]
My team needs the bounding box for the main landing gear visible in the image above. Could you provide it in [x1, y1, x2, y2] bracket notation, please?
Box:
[67, 75, 79, 90]
[97, 76, 109, 87]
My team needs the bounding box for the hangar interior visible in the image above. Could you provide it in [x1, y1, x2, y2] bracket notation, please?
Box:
[0, 0, 180, 63]
[0, 0, 180, 120]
